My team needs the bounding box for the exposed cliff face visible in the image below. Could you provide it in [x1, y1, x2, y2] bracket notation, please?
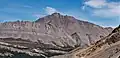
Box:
[0, 13, 113, 57]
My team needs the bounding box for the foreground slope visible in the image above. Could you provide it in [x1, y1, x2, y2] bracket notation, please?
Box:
[71, 25, 120, 58]
[0, 13, 112, 57]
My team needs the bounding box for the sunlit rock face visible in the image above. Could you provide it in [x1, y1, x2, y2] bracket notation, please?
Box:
[0, 13, 112, 57]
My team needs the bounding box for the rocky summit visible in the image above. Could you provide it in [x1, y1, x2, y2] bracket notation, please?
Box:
[0, 13, 113, 58]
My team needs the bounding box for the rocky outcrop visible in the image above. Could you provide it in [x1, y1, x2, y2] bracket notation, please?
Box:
[0, 13, 113, 57]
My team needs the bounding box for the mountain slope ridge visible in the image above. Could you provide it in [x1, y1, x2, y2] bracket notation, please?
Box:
[0, 13, 113, 57]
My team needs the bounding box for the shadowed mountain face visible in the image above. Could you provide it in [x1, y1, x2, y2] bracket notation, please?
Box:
[0, 13, 113, 57]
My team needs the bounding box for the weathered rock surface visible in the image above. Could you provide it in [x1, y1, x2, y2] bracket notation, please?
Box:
[53, 25, 120, 58]
[0, 13, 113, 57]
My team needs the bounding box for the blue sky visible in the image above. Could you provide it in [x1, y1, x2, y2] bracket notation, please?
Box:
[0, 0, 120, 27]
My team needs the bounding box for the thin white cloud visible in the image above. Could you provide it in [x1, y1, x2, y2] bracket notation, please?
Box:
[33, 13, 45, 19]
[84, 0, 106, 8]
[107, 2, 120, 8]
[45, 7, 58, 15]
[84, 0, 120, 9]
[44, 6, 66, 15]
[93, 8, 120, 17]
[84, 0, 120, 18]
[93, 5, 120, 18]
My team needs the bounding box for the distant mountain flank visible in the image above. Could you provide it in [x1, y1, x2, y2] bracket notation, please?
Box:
[0, 13, 113, 57]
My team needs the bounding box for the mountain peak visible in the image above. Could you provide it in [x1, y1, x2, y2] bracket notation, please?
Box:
[35, 13, 76, 22]
[51, 12, 61, 16]
[49, 12, 63, 18]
